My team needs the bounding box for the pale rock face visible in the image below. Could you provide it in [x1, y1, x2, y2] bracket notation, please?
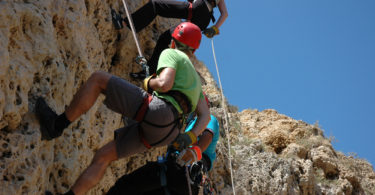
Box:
[310, 146, 339, 179]
[283, 143, 308, 159]
[1, 0, 375, 195]
[234, 108, 375, 194]
[0, 0, 174, 194]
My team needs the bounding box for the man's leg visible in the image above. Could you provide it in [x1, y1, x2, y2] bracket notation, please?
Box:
[125, 1, 156, 32]
[124, 0, 188, 33]
[36, 71, 112, 140]
[148, 29, 172, 75]
[65, 71, 111, 121]
[70, 141, 118, 195]
[153, 0, 188, 18]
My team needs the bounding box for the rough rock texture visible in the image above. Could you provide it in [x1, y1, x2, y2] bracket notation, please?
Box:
[1, 0, 374, 195]
[225, 109, 375, 194]
[0, 0, 177, 194]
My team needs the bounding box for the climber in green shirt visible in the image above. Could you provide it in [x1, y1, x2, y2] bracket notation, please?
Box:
[36, 22, 210, 195]
[154, 48, 203, 114]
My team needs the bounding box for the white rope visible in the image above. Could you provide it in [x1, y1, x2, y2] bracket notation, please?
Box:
[211, 39, 236, 195]
[121, 0, 149, 76]
[121, 0, 143, 56]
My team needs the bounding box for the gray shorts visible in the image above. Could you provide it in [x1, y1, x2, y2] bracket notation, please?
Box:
[104, 76, 180, 158]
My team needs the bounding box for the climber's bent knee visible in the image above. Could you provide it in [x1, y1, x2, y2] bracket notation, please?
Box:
[103, 75, 148, 117]
[92, 141, 118, 165]
[88, 71, 112, 92]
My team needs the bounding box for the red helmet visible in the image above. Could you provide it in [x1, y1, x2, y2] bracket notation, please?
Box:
[172, 22, 202, 50]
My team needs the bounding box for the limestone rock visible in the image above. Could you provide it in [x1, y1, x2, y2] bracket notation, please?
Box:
[1, 0, 374, 195]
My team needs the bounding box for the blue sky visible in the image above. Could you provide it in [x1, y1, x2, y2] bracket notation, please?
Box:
[196, 0, 375, 166]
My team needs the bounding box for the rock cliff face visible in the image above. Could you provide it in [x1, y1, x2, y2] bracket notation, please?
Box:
[0, 0, 374, 194]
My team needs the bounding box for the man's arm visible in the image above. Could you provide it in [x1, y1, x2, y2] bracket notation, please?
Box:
[196, 130, 213, 151]
[176, 129, 213, 166]
[148, 67, 176, 92]
[171, 96, 210, 150]
[189, 97, 211, 137]
[203, 0, 228, 38]
[214, 0, 228, 29]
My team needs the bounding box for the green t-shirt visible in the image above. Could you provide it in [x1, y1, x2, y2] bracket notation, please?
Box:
[154, 48, 203, 114]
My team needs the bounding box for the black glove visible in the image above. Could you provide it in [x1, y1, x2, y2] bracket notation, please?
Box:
[171, 131, 197, 150]
[203, 26, 219, 38]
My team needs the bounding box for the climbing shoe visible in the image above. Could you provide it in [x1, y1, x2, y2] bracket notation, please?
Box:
[35, 97, 61, 140]
[111, 9, 124, 30]
[45, 191, 53, 195]
[129, 70, 146, 80]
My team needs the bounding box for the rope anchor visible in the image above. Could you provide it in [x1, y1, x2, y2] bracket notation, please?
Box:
[135, 56, 149, 77]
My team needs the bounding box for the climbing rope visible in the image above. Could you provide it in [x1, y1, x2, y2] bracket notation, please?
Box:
[120, 0, 149, 77]
[211, 38, 236, 195]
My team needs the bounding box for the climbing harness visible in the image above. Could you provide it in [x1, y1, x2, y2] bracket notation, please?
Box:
[120, 0, 149, 77]
[210, 39, 236, 195]
[166, 90, 192, 114]
[133, 94, 182, 149]
[203, 0, 216, 23]
[187, 0, 216, 23]
[134, 94, 153, 122]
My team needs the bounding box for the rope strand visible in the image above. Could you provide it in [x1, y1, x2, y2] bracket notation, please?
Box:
[211, 39, 236, 195]
[121, 0, 143, 57]
[121, 0, 149, 76]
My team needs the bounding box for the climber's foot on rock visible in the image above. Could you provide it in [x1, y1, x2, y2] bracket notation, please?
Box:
[111, 9, 124, 30]
[45, 190, 53, 195]
[35, 97, 61, 140]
